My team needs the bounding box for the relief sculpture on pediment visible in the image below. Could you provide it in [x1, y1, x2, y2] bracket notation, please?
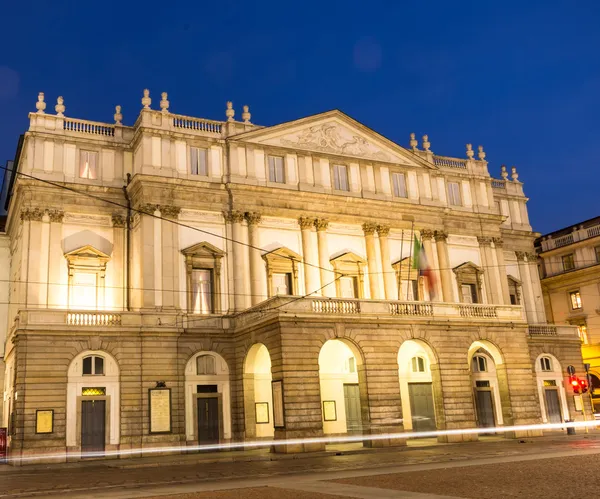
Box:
[279, 123, 391, 161]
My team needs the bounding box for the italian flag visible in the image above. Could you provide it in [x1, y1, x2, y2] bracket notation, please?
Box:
[412, 234, 436, 300]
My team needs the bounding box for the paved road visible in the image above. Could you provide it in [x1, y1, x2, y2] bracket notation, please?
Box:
[1, 434, 600, 498]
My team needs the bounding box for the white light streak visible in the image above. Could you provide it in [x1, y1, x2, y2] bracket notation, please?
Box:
[8, 420, 600, 464]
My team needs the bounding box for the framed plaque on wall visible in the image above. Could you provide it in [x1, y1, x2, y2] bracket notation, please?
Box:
[271, 380, 285, 429]
[149, 388, 172, 434]
[35, 410, 54, 434]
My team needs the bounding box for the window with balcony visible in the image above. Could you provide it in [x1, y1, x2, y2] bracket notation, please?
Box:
[447, 181, 462, 206]
[190, 147, 208, 176]
[562, 254, 575, 271]
[453, 262, 483, 304]
[65, 245, 109, 310]
[569, 290, 582, 310]
[332, 164, 349, 191]
[392, 172, 407, 198]
[268, 155, 285, 183]
[182, 242, 224, 314]
[330, 252, 366, 299]
[79, 151, 98, 180]
[82, 355, 104, 376]
[263, 247, 301, 297]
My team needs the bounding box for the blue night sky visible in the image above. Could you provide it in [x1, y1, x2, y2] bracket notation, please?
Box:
[1, 1, 598, 234]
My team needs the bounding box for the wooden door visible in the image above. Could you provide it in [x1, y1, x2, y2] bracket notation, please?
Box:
[81, 400, 105, 455]
[544, 389, 562, 424]
[343, 384, 362, 434]
[197, 397, 219, 445]
[475, 390, 495, 428]
[408, 383, 436, 431]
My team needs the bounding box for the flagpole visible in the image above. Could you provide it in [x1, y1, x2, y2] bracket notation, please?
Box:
[398, 229, 404, 300]
[407, 221, 414, 301]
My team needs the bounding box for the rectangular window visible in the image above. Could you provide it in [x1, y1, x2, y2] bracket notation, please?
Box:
[570, 290, 582, 310]
[447, 182, 462, 206]
[392, 172, 407, 198]
[333, 164, 349, 191]
[595, 246, 600, 263]
[339, 276, 358, 298]
[94, 356, 104, 375]
[268, 155, 285, 183]
[190, 147, 208, 176]
[411, 356, 425, 373]
[196, 355, 216, 375]
[83, 356, 92, 375]
[540, 357, 552, 372]
[543, 380, 557, 387]
[71, 272, 97, 309]
[562, 254, 575, 271]
[461, 283, 478, 304]
[272, 273, 292, 295]
[79, 151, 98, 179]
[192, 269, 213, 314]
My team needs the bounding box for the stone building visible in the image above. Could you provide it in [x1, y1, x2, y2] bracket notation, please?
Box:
[536, 217, 600, 411]
[0, 90, 587, 464]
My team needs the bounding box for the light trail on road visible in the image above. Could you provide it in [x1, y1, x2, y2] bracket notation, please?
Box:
[8, 419, 600, 464]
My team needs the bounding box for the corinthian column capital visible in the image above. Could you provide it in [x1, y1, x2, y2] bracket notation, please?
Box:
[298, 216, 315, 230]
[376, 224, 390, 237]
[314, 218, 329, 231]
[245, 212, 262, 226]
[362, 222, 378, 235]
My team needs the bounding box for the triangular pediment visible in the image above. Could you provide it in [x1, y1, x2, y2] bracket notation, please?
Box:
[262, 246, 302, 262]
[64, 245, 110, 260]
[330, 251, 367, 265]
[230, 110, 436, 169]
[182, 241, 224, 257]
[453, 261, 483, 274]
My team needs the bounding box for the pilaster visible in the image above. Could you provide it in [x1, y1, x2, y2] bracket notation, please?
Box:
[227, 210, 250, 310]
[298, 217, 320, 296]
[516, 251, 536, 322]
[246, 212, 267, 305]
[160, 205, 181, 309]
[362, 222, 382, 299]
[47, 210, 65, 308]
[377, 224, 397, 300]
[434, 230, 454, 302]
[493, 238, 511, 305]
[314, 218, 334, 297]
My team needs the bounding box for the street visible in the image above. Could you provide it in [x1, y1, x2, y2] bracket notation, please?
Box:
[2, 434, 600, 498]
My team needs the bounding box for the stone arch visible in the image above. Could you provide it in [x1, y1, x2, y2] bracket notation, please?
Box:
[66, 350, 120, 452]
[318, 338, 369, 440]
[468, 340, 510, 428]
[184, 351, 231, 443]
[534, 353, 569, 423]
[397, 338, 444, 432]
[243, 343, 274, 439]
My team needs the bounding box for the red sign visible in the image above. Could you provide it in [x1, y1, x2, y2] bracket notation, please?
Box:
[0, 428, 6, 463]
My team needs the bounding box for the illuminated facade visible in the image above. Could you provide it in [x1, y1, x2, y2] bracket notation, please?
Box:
[0, 91, 589, 464]
[536, 217, 600, 410]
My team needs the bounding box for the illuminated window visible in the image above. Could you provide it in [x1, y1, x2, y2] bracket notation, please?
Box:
[339, 276, 358, 298]
[82, 387, 106, 396]
[263, 247, 301, 298]
[562, 254, 575, 271]
[79, 151, 98, 179]
[392, 172, 407, 198]
[447, 182, 462, 206]
[540, 357, 552, 372]
[472, 355, 487, 373]
[196, 355, 216, 375]
[65, 246, 109, 310]
[82, 355, 104, 376]
[191, 269, 213, 314]
[411, 356, 426, 373]
[190, 147, 208, 176]
[332, 164, 349, 191]
[268, 155, 285, 183]
[330, 252, 366, 299]
[570, 291, 582, 310]
[543, 380, 557, 387]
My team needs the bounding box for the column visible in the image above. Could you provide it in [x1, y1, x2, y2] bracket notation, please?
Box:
[477, 237, 495, 304]
[139, 203, 157, 309]
[111, 214, 126, 311]
[160, 205, 181, 309]
[298, 217, 320, 296]
[516, 251, 536, 322]
[246, 212, 267, 305]
[48, 210, 65, 308]
[230, 210, 249, 311]
[377, 224, 397, 300]
[421, 229, 442, 301]
[315, 218, 334, 297]
[362, 222, 382, 300]
[25, 209, 45, 307]
[493, 237, 511, 305]
[527, 251, 547, 323]
[434, 231, 454, 302]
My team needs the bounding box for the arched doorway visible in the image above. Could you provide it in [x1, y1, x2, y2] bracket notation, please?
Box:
[398, 340, 438, 432]
[318, 339, 366, 437]
[468, 341, 505, 429]
[534, 354, 568, 424]
[243, 344, 274, 439]
[67, 350, 120, 456]
[184, 351, 231, 445]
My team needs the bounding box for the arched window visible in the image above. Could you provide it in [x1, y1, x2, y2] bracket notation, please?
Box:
[472, 355, 487, 373]
[411, 356, 426, 373]
[540, 356, 552, 372]
[196, 355, 216, 375]
[82, 355, 104, 375]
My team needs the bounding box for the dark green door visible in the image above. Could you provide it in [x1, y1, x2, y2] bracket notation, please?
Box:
[343, 384, 362, 434]
[81, 400, 105, 455]
[197, 397, 219, 445]
[408, 383, 436, 431]
[475, 390, 495, 428]
[544, 389, 562, 424]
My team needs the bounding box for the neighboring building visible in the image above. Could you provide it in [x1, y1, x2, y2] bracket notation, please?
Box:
[536, 217, 600, 410]
[1, 90, 587, 464]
